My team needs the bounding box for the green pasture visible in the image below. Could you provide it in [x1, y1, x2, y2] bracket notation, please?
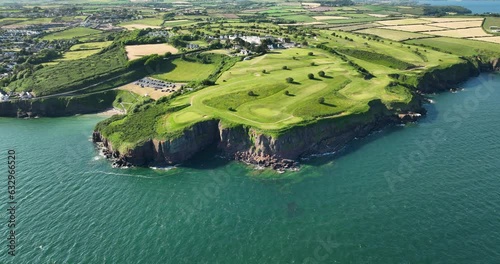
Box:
[14, 17, 53, 25]
[151, 59, 218, 82]
[0, 17, 30, 26]
[70, 41, 113, 51]
[42, 27, 102, 40]
[120, 17, 164, 27]
[355, 28, 429, 41]
[405, 37, 500, 56]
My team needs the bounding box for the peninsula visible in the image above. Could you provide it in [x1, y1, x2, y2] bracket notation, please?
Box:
[0, 0, 499, 169]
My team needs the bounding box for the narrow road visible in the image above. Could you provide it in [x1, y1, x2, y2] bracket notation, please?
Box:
[33, 73, 128, 100]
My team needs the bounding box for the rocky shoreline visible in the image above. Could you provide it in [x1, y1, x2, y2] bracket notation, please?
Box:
[92, 110, 421, 171]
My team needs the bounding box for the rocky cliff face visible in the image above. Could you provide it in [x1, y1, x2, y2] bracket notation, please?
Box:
[491, 58, 500, 71]
[94, 111, 403, 170]
[218, 114, 398, 169]
[0, 90, 118, 117]
[94, 120, 220, 167]
[415, 60, 480, 93]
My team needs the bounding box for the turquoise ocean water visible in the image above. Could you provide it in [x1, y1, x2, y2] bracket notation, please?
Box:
[418, 0, 500, 14]
[0, 73, 499, 263]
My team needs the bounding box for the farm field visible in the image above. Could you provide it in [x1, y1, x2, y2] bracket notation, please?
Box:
[405, 37, 500, 56]
[313, 16, 349, 21]
[280, 15, 316, 22]
[368, 17, 497, 43]
[14, 17, 53, 25]
[473, 36, 500, 44]
[426, 27, 491, 38]
[47, 41, 113, 63]
[368, 13, 389, 18]
[377, 18, 428, 26]
[151, 58, 217, 82]
[355, 28, 429, 41]
[42, 27, 102, 40]
[431, 20, 484, 29]
[121, 24, 161, 30]
[0, 17, 29, 27]
[162, 19, 194, 27]
[70, 41, 112, 51]
[381, 24, 446, 32]
[55, 50, 102, 61]
[119, 17, 164, 27]
[125, 44, 178, 60]
[420, 17, 485, 23]
[331, 23, 380, 32]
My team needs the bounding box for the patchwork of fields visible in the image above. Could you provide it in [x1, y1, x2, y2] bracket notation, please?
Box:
[355, 17, 498, 44]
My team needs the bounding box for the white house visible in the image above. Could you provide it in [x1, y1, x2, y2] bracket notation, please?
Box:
[0, 91, 9, 101]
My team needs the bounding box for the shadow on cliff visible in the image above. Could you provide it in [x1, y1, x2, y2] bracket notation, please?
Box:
[180, 144, 232, 169]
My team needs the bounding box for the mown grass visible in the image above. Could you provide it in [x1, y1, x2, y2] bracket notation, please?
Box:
[42, 27, 102, 40]
[338, 48, 416, 70]
[159, 47, 415, 132]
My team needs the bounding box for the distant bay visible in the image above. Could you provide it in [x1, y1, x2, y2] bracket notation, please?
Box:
[418, 0, 500, 14]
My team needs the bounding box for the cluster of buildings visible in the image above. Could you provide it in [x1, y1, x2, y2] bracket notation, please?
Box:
[0, 29, 39, 75]
[0, 91, 34, 102]
[0, 35, 73, 79]
[146, 30, 169, 38]
[207, 34, 296, 48]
